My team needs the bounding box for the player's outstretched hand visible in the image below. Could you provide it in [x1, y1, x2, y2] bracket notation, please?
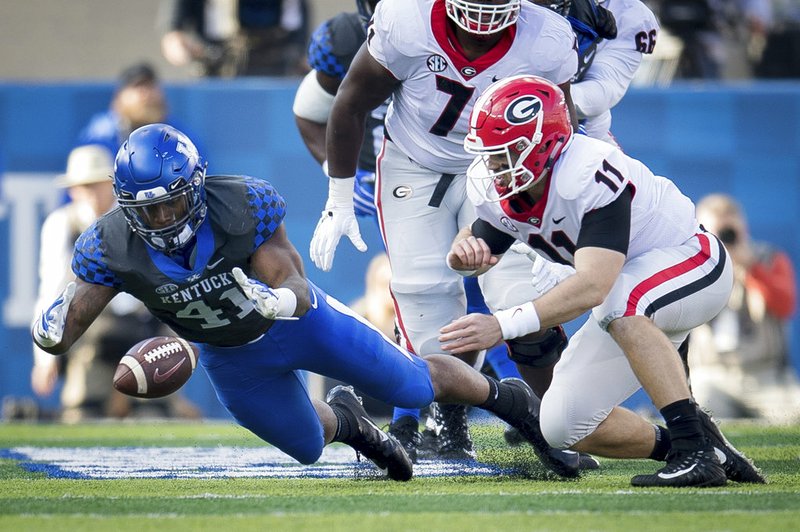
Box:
[310, 177, 367, 271]
[232, 267, 298, 320]
[32, 282, 76, 348]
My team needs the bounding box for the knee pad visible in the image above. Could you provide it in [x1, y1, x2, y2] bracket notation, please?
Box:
[507, 326, 567, 368]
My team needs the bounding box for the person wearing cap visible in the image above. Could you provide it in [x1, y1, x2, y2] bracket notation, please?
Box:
[75, 62, 195, 159]
[30, 145, 201, 422]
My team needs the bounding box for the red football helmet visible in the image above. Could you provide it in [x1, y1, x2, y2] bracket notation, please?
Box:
[464, 74, 572, 201]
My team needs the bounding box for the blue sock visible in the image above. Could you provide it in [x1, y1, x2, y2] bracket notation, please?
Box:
[392, 407, 420, 423]
[485, 343, 521, 380]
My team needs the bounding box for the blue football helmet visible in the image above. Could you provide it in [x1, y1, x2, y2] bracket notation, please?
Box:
[113, 123, 207, 254]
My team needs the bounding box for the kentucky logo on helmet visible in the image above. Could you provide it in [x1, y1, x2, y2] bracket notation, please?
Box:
[505, 96, 542, 125]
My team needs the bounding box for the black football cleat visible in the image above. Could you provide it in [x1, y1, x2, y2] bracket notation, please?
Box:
[416, 418, 443, 460]
[434, 403, 477, 460]
[631, 447, 727, 487]
[503, 424, 527, 446]
[698, 408, 766, 483]
[504, 425, 599, 470]
[326, 385, 413, 481]
[499, 378, 580, 478]
[388, 415, 422, 464]
[577, 452, 601, 470]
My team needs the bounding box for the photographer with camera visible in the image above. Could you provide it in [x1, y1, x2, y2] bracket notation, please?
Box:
[688, 193, 800, 424]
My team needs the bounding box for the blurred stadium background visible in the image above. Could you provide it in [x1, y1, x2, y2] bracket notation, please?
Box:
[1, 0, 798, 420]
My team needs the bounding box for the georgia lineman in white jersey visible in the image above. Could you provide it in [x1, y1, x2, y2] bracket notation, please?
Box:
[312, 0, 581, 360]
[571, 0, 659, 141]
[369, 0, 577, 174]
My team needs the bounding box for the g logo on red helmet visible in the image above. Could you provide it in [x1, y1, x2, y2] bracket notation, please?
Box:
[505, 96, 542, 125]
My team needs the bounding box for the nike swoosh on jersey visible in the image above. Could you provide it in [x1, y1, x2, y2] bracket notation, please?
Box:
[153, 358, 187, 383]
[552, 216, 566, 224]
[310, 287, 318, 309]
[657, 463, 697, 479]
[207, 257, 224, 270]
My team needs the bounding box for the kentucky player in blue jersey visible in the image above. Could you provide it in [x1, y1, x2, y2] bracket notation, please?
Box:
[31, 123, 579, 480]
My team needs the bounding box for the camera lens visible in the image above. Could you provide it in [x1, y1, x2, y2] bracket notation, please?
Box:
[717, 227, 738, 245]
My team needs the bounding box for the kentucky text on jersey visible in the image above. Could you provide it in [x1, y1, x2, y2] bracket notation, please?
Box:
[157, 272, 236, 305]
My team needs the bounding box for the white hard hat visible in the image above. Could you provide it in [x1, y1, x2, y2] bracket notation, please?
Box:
[55, 145, 114, 188]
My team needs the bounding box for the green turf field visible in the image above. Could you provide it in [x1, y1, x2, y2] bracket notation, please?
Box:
[1, 420, 798, 531]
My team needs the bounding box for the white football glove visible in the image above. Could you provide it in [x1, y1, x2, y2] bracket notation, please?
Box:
[509, 242, 575, 299]
[310, 177, 367, 271]
[231, 267, 298, 320]
[32, 282, 76, 348]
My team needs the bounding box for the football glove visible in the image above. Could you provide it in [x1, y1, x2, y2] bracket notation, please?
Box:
[510, 242, 575, 299]
[32, 282, 76, 348]
[231, 267, 298, 320]
[310, 177, 367, 271]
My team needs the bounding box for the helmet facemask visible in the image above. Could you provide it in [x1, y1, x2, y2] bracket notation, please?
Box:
[445, 0, 521, 36]
[117, 168, 207, 254]
[466, 127, 543, 201]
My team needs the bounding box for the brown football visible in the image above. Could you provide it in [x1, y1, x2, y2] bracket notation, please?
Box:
[113, 336, 198, 398]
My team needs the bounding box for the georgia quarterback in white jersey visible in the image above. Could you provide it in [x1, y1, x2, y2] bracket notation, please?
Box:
[440, 75, 765, 488]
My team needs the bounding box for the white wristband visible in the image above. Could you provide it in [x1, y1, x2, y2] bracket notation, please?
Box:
[273, 287, 298, 318]
[495, 302, 541, 340]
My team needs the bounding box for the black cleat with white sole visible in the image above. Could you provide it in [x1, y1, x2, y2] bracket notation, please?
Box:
[326, 385, 413, 481]
[631, 447, 727, 487]
[698, 408, 766, 483]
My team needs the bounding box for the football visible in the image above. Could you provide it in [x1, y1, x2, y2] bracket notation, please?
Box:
[113, 336, 198, 398]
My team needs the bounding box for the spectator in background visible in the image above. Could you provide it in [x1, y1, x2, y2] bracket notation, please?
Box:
[30, 145, 201, 423]
[160, 0, 310, 77]
[689, 193, 800, 424]
[646, 0, 770, 79]
[76, 62, 191, 158]
[755, 0, 800, 78]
